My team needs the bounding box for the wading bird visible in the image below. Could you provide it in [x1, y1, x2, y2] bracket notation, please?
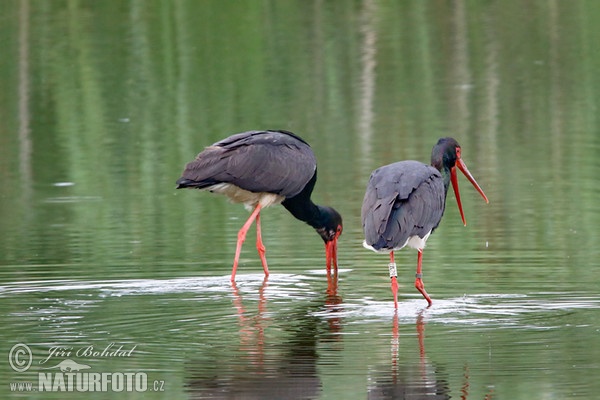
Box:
[176, 130, 343, 281]
[361, 137, 488, 307]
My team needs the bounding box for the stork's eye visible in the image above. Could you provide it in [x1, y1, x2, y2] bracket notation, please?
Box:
[456, 147, 462, 158]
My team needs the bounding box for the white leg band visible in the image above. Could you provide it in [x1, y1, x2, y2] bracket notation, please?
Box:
[388, 263, 397, 278]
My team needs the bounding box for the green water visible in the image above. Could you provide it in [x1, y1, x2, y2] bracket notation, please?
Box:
[1, 1, 599, 399]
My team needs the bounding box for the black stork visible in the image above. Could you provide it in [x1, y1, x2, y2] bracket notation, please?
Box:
[361, 137, 488, 307]
[176, 130, 343, 281]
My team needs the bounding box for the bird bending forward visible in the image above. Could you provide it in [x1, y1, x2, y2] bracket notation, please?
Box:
[176, 130, 343, 280]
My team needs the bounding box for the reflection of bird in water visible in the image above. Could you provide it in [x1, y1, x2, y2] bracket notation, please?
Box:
[231, 278, 269, 367]
[176, 130, 343, 280]
[186, 279, 326, 400]
[367, 313, 451, 400]
[367, 313, 496, 399]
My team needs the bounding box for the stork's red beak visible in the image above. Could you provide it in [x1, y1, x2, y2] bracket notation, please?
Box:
[325, 235, 340, 272]
[451, 158, 489, 226]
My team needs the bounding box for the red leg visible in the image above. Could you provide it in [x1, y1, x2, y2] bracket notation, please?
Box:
[255, 212, 269, 277]
[389, 251, 398, 308]
[414, 249, 432, 306]
[231, 204, 262, 282]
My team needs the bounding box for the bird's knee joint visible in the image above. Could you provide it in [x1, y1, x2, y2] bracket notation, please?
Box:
[414, 278, 425, 290]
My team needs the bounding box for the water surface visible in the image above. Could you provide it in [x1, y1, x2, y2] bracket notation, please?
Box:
[1, 1, 600, 399]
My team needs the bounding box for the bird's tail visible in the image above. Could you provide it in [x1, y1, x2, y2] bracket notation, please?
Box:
[176, 178, 207, 189]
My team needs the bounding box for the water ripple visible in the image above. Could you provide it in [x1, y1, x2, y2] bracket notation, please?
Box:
[312, 292, 600, 329]
[3, 276, 599, 331]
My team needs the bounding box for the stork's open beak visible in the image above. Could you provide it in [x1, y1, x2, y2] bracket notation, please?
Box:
[451, 158, 489, 226]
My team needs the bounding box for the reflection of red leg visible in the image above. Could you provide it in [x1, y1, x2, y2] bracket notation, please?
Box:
[231, 280, 252, 350]
[414, 250, 432, 306]
[391, 310, 399, 382]
[231, 280, 244, 318]
[256, 276, 268, 367]
[231, 204, 262, 281]
[461, 364, 470, 400]
[255, 212, 269, 276]
[416, 313, 426, 359]
[258, 276, 268, 315]
[231, 277, 269, 369]
[416, 313, 427, 385]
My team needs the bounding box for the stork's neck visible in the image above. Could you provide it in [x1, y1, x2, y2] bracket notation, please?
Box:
[281, 172, 323, 229]
[282, 196, 324, 229]
[281, 172, 342, 242]
[431, 153, 452, 197]
[439, 165, 452, 198]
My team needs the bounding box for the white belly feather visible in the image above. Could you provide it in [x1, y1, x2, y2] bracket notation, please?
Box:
[207, 183, 285, 210]
[363, 230, 432, 253]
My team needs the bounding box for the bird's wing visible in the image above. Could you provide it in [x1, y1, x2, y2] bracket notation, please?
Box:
[178, 130, 317, 198]
[362, 161, 445, 250]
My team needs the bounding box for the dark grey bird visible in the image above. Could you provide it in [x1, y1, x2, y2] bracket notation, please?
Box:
[176, 130, 343, 280]
[361, 137, 488, 307]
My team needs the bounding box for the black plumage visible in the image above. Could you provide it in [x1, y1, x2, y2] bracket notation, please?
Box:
[177, 130, 316, 199]
[176, 130, 343, 280]
[361, 137, 488, 307]
[362, 161, 445, 251]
